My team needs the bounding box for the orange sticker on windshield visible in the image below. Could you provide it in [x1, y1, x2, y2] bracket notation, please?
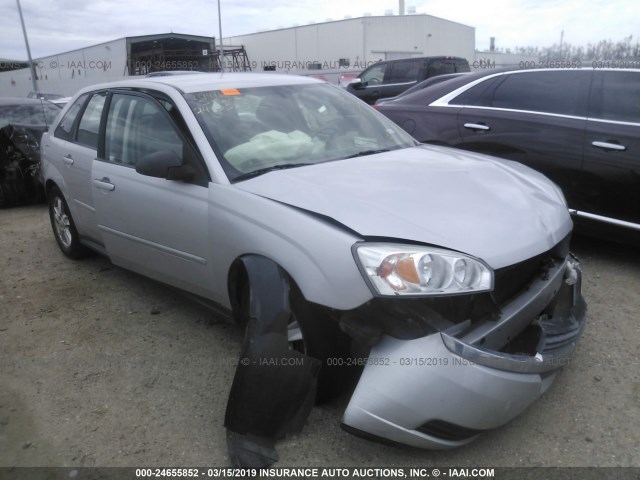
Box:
[220, 88, 240, 96]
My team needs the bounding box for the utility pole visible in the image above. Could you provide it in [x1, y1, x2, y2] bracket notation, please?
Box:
[16, 0, 39, 94]
[218, 0, 224, 72]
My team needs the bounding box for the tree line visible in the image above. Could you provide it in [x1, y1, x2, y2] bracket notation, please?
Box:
[495, 36, 640, 60]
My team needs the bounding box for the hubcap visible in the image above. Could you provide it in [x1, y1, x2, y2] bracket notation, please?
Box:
[53, 196, 72, 248]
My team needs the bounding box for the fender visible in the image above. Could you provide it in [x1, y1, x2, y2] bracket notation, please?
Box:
[225, 255, 321, 467]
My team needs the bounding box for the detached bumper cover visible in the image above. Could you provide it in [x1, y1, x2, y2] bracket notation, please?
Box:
[342, 254, 586, 449]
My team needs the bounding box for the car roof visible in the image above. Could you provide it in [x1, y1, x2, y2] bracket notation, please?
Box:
[77, 72, 323, 96]
[383, 67, 640, 107]
[385, 68, 504, 105]
[145, 70, 204, 77]
[398, 72, 470, 95]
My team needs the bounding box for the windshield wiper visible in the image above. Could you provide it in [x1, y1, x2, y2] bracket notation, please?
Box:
[233, 163, 311, 182]
[343, 148, 392, 159]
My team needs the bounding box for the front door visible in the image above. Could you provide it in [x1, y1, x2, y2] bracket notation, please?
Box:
[92, 91, 212, 298]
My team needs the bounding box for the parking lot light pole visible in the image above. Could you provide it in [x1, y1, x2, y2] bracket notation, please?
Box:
[16, 0, 39, 95]
[218, 0, 224, 72]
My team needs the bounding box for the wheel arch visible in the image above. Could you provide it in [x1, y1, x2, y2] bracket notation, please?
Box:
[227, 253, 301, 327]
[45, 179, 61, 198]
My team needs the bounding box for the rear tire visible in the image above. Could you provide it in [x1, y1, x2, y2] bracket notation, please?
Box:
[48, 186, 90, 259]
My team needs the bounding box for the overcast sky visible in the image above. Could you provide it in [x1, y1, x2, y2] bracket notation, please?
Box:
[1, 0, 638, 60]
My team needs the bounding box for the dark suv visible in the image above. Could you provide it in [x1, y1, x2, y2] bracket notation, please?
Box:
[346, 56, 470, 104]
[377, 68, 640, 241]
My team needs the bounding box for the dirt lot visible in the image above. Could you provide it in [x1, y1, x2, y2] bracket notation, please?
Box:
[1, 205, 639, 468]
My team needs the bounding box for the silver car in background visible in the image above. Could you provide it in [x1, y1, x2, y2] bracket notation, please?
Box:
[41, 73, 586, 464]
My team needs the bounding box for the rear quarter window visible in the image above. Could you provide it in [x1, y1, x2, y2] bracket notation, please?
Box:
[76, 92, 107, 149]
[459, 71, 591, 117]
[54, 94, 89, 141]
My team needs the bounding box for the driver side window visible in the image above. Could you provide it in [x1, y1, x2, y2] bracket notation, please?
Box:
[104, 93, 183, 167]
[360, 63, 387, 85]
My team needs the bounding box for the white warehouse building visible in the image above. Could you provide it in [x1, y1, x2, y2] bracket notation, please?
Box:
[224, 14, 475, 73]
[0, 13, 489, 97]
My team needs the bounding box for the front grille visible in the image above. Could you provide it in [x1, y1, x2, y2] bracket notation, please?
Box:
[491, 234, 571, 306]
[416, 419, 486, 441]
[492, 252, 549, 305]
[492, 236, 570, 305]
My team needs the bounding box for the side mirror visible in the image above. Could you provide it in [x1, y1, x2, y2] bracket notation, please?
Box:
[349, 78, 364, 89]
[136, 150, 194, 181]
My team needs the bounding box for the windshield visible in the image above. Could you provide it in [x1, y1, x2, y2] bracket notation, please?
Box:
[183, 82, 417, 181]
[0, 102, 61, 127]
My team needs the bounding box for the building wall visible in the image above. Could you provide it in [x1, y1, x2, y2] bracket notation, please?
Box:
[0, 38, 127, 98]
[37, 38, 128, 96]
[225, 15, 475, 73]
[364, 15, 474, 63]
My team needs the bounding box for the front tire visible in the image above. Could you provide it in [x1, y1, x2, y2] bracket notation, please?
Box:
[237, 279, 356, 404]
[48, 186, 89, 259]
[289, 287, 357, 403]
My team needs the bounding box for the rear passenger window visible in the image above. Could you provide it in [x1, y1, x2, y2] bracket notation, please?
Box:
[104, 93, 184, 167]
[54, 94, 89, 141]
[476, 71, 590, 117]
[592, 72, 640, 124]
[76, 92, 106, 149]
[426, 60, 456, 77]
[387, 60, 421, 84]
[449, 76, 503, 106]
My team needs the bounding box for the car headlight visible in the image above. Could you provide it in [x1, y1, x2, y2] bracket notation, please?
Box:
[354, 243, 494, 296]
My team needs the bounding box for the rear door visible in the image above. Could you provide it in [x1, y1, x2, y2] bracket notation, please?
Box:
[92, 91, 212, 297]
[579, 70, 640, 226]
[455, 70, 592, 209]
[46, 92, 106, 243]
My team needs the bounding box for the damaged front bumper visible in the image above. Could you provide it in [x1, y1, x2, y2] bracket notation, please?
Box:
[342, 254, 586, 448]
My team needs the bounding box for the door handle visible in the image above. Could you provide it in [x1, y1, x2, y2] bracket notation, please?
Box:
[62, 154, 74, 165]
[93, 178, 115, 191]
[464, 123, 491, 131]
[592, 141, 626, 152]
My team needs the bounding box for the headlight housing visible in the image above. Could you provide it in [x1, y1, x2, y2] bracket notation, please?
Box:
[355, 243, 493, 296]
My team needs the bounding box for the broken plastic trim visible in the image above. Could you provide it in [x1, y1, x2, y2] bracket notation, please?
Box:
[337, 236, 573, 346]
[441, 255, 587, 374]
[224, 255, 321, 468]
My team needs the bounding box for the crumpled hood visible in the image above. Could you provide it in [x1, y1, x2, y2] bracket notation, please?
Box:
[235, 145, 572, 268]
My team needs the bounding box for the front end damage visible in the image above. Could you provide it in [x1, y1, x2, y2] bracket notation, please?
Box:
[0, 124, 46, 207]
[225, 236, 586, 464]
[340, 238, 586, 448]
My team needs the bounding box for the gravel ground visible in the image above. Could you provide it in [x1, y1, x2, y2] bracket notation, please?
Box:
[1, 205, 639, 468]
